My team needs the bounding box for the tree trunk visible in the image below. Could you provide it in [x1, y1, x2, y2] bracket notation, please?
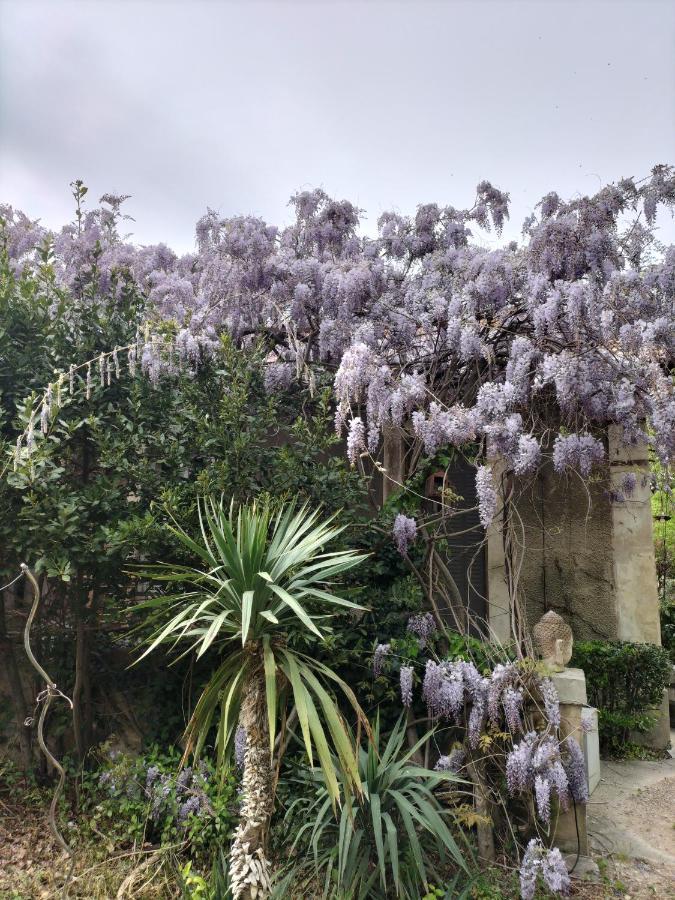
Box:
[229, 659, 274, 899]
[72, 591, 91, 762]
[0, 585, 32, 771]
[467, 758, 495, 863]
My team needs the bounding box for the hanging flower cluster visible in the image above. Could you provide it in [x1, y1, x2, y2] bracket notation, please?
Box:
[519, 839, 570, 899]
[406, 611, 437, 648]
[392, 513, 417, 554]
[370, 631, 587, 899]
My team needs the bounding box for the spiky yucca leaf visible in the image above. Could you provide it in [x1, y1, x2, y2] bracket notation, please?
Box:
[135, 498, 369, 803]
[284, 716, 472, 899]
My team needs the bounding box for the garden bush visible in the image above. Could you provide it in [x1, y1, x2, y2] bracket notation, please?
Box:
[571, 639, 672, 757]
[282, 715, 468, 899]
[80, 744, 238, 861]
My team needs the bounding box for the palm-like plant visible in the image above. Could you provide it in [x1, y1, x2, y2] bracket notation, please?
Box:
[137, 498, 369, 900]
[284, 716, 470, 899]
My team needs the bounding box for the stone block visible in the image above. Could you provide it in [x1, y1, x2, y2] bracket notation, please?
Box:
[551, 668, 588, 706]
[550, 668, 589, 855]
[631, 689, 671, 752]
[581, 706, 600, 795]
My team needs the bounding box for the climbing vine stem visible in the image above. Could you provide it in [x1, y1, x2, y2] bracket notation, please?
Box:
[21, 563, 75, 898]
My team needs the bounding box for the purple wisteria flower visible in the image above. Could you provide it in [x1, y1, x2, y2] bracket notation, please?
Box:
[506, 733, 571, 824]
[178, 795, 202, 824]
[621, 472, 637, 497]
[373, 643, 391, 678]
[487, 662, 518, 724]
[435, 747, 466, 774]
[502, 686, 524, 734]
[400, 665, 414, 707]
[538, 677, 561, 729]
[519, 839, 570, 900]
[476, 466, 498, 528]
[346, 417, 366, 465]
[534, 773, 551, 823]
[393, 514, 417, 555]
[552, 433, 605, 477]
[562, 735, 589, 803]
[406, 612, 436, 648]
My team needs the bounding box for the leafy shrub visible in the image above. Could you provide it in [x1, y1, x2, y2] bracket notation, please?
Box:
[80, 744, 237, 860]
[282, 715, 469, 899]
[571, 640, 672, 756]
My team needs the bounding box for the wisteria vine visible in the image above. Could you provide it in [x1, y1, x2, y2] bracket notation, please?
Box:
[3, 168, 674, 523]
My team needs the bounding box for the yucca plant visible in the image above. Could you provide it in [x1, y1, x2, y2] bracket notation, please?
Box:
[136, 498, 369, 900]
[283, 716, 471, 899]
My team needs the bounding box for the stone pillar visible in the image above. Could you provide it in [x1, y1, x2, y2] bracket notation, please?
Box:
[607, 427, 661, 644]
[550, 668, 589, 855]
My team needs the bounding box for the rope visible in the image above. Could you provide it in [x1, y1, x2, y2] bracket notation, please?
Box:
[20, 563, 75, 898]
[0, 571, 24, 593]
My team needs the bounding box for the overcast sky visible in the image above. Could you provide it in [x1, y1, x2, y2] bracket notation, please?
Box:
[1, 0, 674, 252]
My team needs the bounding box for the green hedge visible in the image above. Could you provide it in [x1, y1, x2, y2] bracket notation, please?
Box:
[571, 639, 671, 757]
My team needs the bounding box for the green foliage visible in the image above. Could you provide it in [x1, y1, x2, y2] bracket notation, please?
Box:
[283, 715, 469, 899]
[136, 498, 369, 804]
[79, 744, 237, 860]
[571, 639, 671, 757]
[0, 233, 377, 760]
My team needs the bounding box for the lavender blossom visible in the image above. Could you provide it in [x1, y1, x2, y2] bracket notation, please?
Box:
[534, 773, 551, 823]
[400, 665, 414, 707]
[393, 514, 417, 555]
[346, 417, 366, 465]
[476, 466, 498, 528]
[562, 736, 589, 802]
[373, 643, 391, 678]
[502, 687, 524, 734]
[519, 839, 571, 899]
[406, 612, 435, 647]
[435, 747, 465, 774]
[539, 678, 561, 729]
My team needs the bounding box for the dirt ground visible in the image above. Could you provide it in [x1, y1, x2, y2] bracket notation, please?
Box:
[1, 753, 675, 898]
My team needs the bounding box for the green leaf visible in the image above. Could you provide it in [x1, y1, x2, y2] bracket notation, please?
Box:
[241, 589, 254, 645]
[268, 583, 322, 638]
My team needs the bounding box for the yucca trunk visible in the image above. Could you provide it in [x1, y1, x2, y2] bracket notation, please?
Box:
[229, 657, 274, 899]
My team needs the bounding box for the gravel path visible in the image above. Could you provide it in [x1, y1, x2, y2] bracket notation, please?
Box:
[586, 748, 675, 898]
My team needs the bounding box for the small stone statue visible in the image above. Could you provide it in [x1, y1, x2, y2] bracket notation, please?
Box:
[532, 610, 573, 671]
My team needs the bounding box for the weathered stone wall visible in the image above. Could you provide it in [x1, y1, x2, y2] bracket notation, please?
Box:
[488, 430, 661, 648]
[519, 460, 617, 640]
